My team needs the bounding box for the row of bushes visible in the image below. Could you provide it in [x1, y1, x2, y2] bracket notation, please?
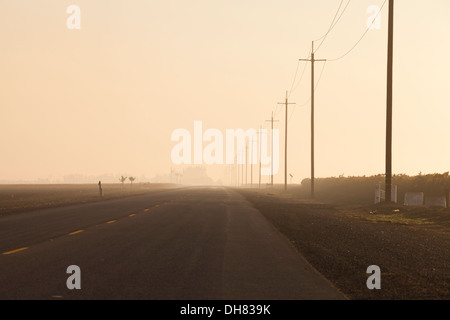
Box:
[297, 173, 450, 205]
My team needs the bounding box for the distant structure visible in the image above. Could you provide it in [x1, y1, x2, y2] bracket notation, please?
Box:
[150, 166, 213, 185]
[181, 167, 214, 185]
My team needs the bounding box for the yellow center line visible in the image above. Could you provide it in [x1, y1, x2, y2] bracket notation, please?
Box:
[144, 209, 150, 212]
[129, 214, 136, 217]
[3, 247, 29, 255]
[107, 220, 116, 224]
[69, 230, 84, 236]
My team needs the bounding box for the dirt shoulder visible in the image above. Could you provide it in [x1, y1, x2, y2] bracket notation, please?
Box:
[236, 188, 450, 300]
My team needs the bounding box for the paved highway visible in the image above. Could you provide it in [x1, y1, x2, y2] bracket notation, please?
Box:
[0, 186, 345, 300]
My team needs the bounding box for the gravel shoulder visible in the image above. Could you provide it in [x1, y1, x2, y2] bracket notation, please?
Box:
[237, 188, 450, 300]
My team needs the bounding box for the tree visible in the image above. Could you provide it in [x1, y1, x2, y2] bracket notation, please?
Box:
[129, 176, 136, 188]
[119, 176, 127, 188]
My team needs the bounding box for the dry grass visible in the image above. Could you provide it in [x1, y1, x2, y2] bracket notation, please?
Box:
[237, 188, 450, 299]
[250, 184, 450, 229]
[0, 183, 178, 216]
[338, 203, 450, 229]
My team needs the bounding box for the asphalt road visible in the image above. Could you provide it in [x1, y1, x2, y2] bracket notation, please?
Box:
[0, 186, 345, 300]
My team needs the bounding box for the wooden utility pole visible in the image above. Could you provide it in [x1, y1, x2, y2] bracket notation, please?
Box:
[250, 137, 254, 186]
[258, 126, 262, 189]
[238, 150, 241, 187]
[385, 0, 394, 202]
[300, 42, 326, 198]
[265, 112, 279, 187]
[236, 155, 239, 187]
[245, 141, 248, 186]
[278, 91, 296, 191]
[241, 148, 244, 186]
[256, 125, 266, 189]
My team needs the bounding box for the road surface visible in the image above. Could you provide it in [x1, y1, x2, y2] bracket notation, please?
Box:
[0, 186, 345, 300]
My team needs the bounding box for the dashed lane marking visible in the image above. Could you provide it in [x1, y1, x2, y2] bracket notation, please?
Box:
[69, 230, 84, 236]
[3, 247, 29, 255]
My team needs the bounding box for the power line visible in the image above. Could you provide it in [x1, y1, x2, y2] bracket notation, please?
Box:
[314, 0, 343, 42]
[291, 59, 309, 94]
[287, 52, 329, 124]
[288, 48, 311, 98]
[288, 60, 301, 96]
[314, 0, 352, 54]
[328, 0, 387, 62]
[274, 103, 282, 118]
[290, 60, 327, 122]
[287, 64, 324, 124]
[289, 52, 310, 99]
[291, 63, 325, 120]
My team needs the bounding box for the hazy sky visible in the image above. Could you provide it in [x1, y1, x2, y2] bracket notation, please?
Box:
[1, 0, 449, 183]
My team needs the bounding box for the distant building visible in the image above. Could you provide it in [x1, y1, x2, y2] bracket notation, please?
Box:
[181, 166, 214, 185]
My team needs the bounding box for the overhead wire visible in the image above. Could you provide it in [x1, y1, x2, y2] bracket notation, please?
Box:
[284, 0, 349, 123]
[272, 0, 387, 150]
[328, 0, 387, 61]
[288, 61, 327, 124]
[276, 0, 380, 126]
[288, 47, 311, 99]
[313, 0, 351, 54]
[291, 57, 309, 95]
[288, 60, 301, 96]
[314, 0, 344, 42]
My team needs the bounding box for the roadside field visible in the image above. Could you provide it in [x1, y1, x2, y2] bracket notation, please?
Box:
[255, 184, 450, 228]
[238, 188, 450, 300]
[0, 183, 178, 216]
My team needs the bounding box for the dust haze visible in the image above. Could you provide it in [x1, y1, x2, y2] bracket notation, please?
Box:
[1, 0, 449, 185]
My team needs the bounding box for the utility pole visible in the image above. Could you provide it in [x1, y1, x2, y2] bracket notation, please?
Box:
[238, 150, 241, 187]
[236, 154, 239, 187]
[230, 165, 233, 186]
[385, 0, 394, 203]
[278, 91, 295, 191]
[258, 125, 263, 189]
[250, 137, 254, 187]
[237, 151, 240, 187]
[232, 164, 235, 186]
[300, 42, 326, 198]
[245, 141, 248, 186]
[241, 147, 245, 187]
[266, 112, 279, 187]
